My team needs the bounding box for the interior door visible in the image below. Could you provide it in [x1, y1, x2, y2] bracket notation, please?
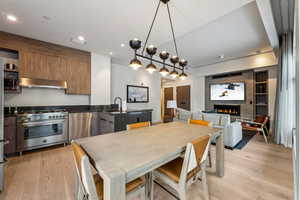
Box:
[164, 87, 173, 118]
[176, 85, 191, 111]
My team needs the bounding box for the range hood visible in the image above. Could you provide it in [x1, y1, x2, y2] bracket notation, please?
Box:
[19, 78, 67, 89]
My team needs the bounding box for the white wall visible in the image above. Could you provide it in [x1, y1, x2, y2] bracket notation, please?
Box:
[4, 88, 89, 106]
[111, 63, 161, 123]
[91, 53, 111, 105]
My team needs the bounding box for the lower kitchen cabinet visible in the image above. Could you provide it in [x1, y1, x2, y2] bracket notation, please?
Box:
[4, 117, 17, 155]
[126, 111, 152, 125]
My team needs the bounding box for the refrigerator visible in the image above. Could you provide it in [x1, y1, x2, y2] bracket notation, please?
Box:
[0, 58, 4, 192]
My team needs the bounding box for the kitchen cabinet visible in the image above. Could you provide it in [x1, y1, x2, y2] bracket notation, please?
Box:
[0, 31, 91, 95]
[4, 117, 16, 155]
[127, 111, 152, 125]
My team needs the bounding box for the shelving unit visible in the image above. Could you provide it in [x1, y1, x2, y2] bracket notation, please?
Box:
[254, 71, 268, 118]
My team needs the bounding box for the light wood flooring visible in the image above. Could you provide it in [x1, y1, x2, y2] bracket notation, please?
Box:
[0, 135, 293, 200]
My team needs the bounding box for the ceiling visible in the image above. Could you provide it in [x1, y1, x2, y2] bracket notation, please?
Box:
[0, 0, 272, 68]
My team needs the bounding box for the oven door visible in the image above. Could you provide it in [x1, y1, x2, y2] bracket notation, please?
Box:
[17, 119, 68, 151]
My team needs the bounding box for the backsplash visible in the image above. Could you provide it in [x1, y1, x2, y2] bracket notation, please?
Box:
[4, 87, 90, 107]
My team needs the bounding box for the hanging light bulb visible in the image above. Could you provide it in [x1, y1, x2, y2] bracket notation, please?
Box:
[129, 57, 142, 70]
[159, 51, 170, 76]
[145, 45, 157, 74]
[169, 55, 179, 78]
[146, 63, 157, 74]
[179, 59, 188, 80]
[129, 39, 143, 70]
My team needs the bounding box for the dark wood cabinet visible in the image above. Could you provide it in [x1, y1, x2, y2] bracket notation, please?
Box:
[0, 31, 91, 95]
[4, 117, 17, 155]
[126, 111, 152, 125]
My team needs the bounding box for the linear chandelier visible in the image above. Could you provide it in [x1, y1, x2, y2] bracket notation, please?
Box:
[129, 0, 188, 80]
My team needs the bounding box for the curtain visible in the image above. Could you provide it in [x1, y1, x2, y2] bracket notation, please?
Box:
[274, 32, 296, 148]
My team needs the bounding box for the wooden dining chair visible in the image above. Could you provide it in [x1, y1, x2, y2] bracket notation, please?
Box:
[151, 135, 211, 200]
[188, 119, 213, 168]
[127, 121, 151, 130]
[71, 141, 146, 200]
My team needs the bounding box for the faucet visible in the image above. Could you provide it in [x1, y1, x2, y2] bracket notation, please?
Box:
[114, 97, 123, 112]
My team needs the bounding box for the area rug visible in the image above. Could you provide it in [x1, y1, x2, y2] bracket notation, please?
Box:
[234, 131, 256, 150]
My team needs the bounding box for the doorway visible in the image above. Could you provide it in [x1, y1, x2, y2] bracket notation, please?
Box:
[176, 85, 191, 111]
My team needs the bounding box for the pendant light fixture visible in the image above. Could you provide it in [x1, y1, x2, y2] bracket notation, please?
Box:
[169, 56, 179, 79]
[159, 51, 170, 76]
[129, 39, 143, 70]
[179, 59, 188, 80]
[129, 0, 188, 79]
[145, 45, 157, 74]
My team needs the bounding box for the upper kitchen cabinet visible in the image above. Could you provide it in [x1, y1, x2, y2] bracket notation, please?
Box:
[65, 57, 91, 95]
[0, 31, 91, 95]
[19, 51, 62, 80]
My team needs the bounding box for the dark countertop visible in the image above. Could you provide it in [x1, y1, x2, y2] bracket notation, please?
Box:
[4, 104, 119, 117]
[4, 105, 153, 117]
[106, 109, 153, 115]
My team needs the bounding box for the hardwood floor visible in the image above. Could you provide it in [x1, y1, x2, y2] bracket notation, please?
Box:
[0, 135, 293, 200]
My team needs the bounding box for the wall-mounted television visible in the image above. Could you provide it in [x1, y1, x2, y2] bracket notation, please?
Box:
[210, 82, 245, 101]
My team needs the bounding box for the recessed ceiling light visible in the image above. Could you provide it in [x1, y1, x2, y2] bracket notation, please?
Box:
[219, 55, 225, 59]
[71, 36, 86, 45]
[121, 43, 125, 47]
[6, 14, 17, 22]
[77, 36, 85, 41]
[109, 52, 113, 55]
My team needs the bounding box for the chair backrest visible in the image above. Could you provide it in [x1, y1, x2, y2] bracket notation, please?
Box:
[127, 121, 151, 130]
[71, 142, 99, 200]
[179, 135, 211, 185]
[188, 118, 212, 127]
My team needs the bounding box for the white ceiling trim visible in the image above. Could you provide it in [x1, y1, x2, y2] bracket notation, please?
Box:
[256, 0, 279, 49]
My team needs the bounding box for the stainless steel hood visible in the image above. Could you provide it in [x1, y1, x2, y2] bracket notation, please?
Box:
[19, 78, 67, 89]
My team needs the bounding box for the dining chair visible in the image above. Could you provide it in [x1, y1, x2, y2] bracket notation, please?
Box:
[151, 135, 211, 200]
[127, 121, 151, 130]
[188, 119, 213, 168]
[71, 141, 146, 200]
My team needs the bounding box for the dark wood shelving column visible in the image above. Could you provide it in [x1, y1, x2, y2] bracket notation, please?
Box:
[254, 71, 269, 118]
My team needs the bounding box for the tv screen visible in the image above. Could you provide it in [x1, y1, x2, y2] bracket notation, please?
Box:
[210, 82, 245, 101]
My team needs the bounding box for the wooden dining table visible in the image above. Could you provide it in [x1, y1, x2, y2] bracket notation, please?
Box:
[76, 121, 224, 200]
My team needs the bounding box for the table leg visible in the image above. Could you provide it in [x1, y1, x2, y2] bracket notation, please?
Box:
[216, 131, 224, 177]
[103, 170, 126, 200]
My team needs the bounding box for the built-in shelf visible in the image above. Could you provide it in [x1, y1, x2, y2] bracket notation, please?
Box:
[256, 93, 268, 95]
[254, 71, 268, 118]
[256, 81, 268, 84]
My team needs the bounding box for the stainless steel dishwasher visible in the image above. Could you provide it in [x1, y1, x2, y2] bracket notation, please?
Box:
[68, 112, 92, 141]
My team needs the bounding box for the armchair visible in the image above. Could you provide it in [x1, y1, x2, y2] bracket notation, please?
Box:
[238, 116, 269, 144]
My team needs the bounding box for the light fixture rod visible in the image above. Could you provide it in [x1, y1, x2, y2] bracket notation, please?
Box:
[142, 0, 161, 55]
[167, 3, 179, 57]
[136, 53, 183, 70]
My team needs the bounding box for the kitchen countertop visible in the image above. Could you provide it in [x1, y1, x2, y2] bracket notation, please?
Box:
[4, 105, 153, 117]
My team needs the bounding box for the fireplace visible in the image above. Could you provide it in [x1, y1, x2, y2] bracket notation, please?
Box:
[214, 104, 240, 116]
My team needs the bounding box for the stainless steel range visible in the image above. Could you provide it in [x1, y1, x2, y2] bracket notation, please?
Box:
[16, 110, 68, 154]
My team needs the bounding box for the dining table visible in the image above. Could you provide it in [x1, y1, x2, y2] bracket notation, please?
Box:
[76, 121, 224, 200]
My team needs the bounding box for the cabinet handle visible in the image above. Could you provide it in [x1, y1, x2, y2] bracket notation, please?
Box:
[100, 118, 107, 121]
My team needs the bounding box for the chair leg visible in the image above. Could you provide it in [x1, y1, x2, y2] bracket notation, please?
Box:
[208, 149, 212, 168]
[261, 129, 268, 144]
[201, 168, 210, 200]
